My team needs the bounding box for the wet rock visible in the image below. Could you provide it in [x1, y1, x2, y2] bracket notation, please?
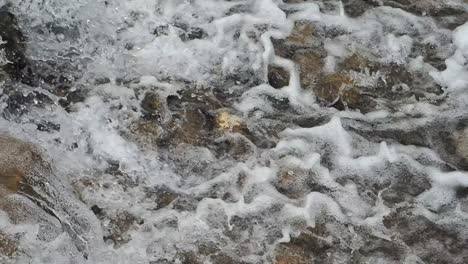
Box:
[210, 252, 249, 264]
[293, 50, 324, 90]
[37, 120, 61, 133]
[166, 109, 214, 145]
[274, 243, 309, 264]
[128, 120, 165, 146]
[351, 233, 405, 263]
[273, 167, 325, 199]
[58, 88, 88, 112]
[0, 136, 64, 244]
[104, 211, 138, 247]
[380, 0, 467, 29]
[339, 53, 375, 72]
[0, 232, 17, 258]
[141, 92, 165, 120]
[176, 251, 202, 264]
[166, 88, 223, 112]
[268, 66, 289, 89]
[314, 73, 367, 110]
[383, 208, 468, 263]
[197, 241, 221, 256]
[453, 128, 468, 165]
[272, 20, 325, 59]
[0, 135, 51, 195]
[345, 117, 468, 170]
[214, 135, 255, 161]
[3, 90, 54, 118]
[0, 195, 63, 242]
[152, 24, 169, 37]
[380, 161, 432, 206]
[0, 5, 31, 85]
[0, 135, 102, 256]
[342, 0, 377, 17]
[269, 21, 326, 89]
[145, 185, 180, 210]
[90, 205, 104, 218]
[411, 42, 447, 71]
[215, 111, 249, 135]
[283, 21, 318, 49]
[171, 23, 207, 41]
[94, 76, 111, 85]
[273, 224, 344, 264]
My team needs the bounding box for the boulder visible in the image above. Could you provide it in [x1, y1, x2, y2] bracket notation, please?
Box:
[0, 135, 102, 259]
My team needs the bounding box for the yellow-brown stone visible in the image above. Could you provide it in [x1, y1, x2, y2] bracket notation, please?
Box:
[215, 112, 247, 134]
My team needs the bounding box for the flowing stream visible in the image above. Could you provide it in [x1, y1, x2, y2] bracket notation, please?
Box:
[1, 0, 468, 263]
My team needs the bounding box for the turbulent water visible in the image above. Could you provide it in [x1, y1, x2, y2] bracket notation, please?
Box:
[0, 0, 468, 263]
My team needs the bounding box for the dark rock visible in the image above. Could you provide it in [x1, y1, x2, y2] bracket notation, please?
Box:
[176, 251, 202, 264]
[58, 88, 88, 112]
[268, 66, 289, 89]
[94, 76, 111, 85]
[274, 223, 345, 264]
[172, 23, 207, 41]
[152, 24, 169, 36]
[342, 0, 377, 17]
[37, 121, 61, 133]
[210, 253, 249, 264]
[3, 90, 54, 118]
[141, 92, 165, 120]
[90, 205, 104, 218]
[0, 5, 32, 85]
[351, 233, 405, 263]
[383, 208, 468, 263]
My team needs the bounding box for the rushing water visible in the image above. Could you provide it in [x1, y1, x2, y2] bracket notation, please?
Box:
[1, 0, 468, 263]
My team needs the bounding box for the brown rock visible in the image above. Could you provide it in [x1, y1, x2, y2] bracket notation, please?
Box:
[274, 243, 309, 264]
[0, 232, 17, 258]
[339, 53, 375, 72]
[168, 109, 211, 145]
[285, 21, 317, 48]
[314, 73, 361, 108]
[454, 128, 468, 163]
[0, 135, 51, 197]
[128, 120, 165, 146]
[294, 50, 324, 90]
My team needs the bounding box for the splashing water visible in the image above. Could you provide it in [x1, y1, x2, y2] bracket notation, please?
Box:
[1, 0, 468, 263]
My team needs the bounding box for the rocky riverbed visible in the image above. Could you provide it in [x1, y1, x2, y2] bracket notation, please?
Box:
[1, 0, 468, 263]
